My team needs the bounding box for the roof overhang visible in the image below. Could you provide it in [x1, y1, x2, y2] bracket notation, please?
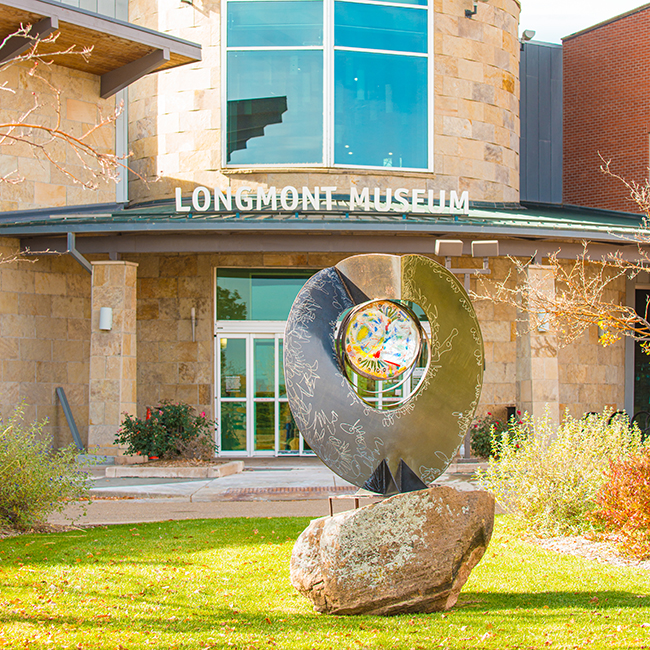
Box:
[1, 201, 648, 261]
[0, 0, 201, 97]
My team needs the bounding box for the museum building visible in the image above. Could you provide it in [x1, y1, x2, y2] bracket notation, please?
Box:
[0, 0, 644, 458]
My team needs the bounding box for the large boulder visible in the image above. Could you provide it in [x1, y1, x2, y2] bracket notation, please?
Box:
[290, 486, 494, 615]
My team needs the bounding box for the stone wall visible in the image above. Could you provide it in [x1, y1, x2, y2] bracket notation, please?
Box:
[122, 251, 524, 423]
[0, 237, 91, 447]
[123, 253, 214, 419]
[471, 256, 518, 419]
[127, 0, 520, 204]
[0, 62, 117, 211]
[557, 272, 626, 417]
[88, 261, 138, 455]
[0, 243, 628, 451]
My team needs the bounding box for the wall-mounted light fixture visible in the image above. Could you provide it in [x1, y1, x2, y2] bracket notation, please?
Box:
[99, 307, 113, 331]
[537, 311, 551, 333]
[520, 29, 536, 50]
[435, 239, 500, 291]
[465, 0, 488, 18]
[191, 307, 196, 342]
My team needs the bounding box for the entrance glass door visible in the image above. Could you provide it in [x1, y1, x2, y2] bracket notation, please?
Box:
[216, 331, 309, 456]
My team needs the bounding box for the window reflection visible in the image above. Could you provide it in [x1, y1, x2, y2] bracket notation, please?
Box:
[228, 0, 323, 47]
[217, 270, 316, 321]
[334, 51, 427, 168]
[335, 2, 427, 53]
[227, 51, 323, 164]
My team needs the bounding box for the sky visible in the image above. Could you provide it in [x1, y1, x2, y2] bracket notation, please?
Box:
[518, 0, 649, 43]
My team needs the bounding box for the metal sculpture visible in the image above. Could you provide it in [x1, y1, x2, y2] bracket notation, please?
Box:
[284, 254, 484, 493]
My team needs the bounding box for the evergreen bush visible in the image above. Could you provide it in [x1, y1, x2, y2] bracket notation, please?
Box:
[0, 405, 89, 531]
[115, 401, 217, 459]
[476, 409, 645, 536]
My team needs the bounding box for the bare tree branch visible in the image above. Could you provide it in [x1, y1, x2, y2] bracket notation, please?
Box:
[473, 155, 650, 350]
[0, 24, 142, 190]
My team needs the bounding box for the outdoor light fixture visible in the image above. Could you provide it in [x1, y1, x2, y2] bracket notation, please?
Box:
[537, 311, 551, 333]
[465, 0, 488, 18]
[436, 239, 500, 291]
[191, 307, 196, 342]
[521, 29, 536, 41]
[435, 240, 464, 257]
[99, 307, 113, 331]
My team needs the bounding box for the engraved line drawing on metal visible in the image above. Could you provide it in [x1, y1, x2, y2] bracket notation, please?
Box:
[284, 254, 484, 490]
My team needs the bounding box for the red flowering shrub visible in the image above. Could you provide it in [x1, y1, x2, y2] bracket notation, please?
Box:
[470, 410, 522, 459]
[592, 449, 650, 559]
[115, 401, 217, 459]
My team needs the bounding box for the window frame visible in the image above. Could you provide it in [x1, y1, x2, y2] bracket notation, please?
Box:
[222, 0, 434, 172]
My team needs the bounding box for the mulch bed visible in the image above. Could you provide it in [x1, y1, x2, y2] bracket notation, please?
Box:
[0, 522, 82, 539]
[526, 534, 650, 569]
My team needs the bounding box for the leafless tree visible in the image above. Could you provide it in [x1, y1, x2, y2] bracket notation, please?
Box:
[473, 157, 650, 351]
[0, 24, 128, 190]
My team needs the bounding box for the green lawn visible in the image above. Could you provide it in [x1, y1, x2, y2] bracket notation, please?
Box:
[0, 516, 648, 649]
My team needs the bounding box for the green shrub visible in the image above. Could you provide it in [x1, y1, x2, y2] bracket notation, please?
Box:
[0, 405, 89, 531]
[115, 401, 217, 459]
[476, 408, 645, 536]
[470, 413, 512, 458]
[591, 449, 650, 559]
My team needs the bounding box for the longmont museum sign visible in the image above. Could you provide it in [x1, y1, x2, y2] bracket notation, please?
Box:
[175, 187, 471, 215]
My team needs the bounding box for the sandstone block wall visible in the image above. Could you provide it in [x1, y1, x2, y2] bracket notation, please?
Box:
[471, 256, 517, 418]
[0, 237, 91, 447]
[122, 253, 214, 419]
[557, 272, 626, 417]
[88, 261, 138, 454]
[0, 62, 117, 211]
[127, 0, 520, 205]
[0, 243, 627, 450]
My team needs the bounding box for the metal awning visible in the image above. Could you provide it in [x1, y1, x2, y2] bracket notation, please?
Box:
[0, 200, 645, 245]
[0, 0, 201, 97]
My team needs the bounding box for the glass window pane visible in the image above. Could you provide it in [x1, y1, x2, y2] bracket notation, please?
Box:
[251, 274, 313, 320]
[228, 0, 323, 47]
[279, 402, 299, 453]
[221, 402, 247, 451]
[220, 338, 247, 398]
[217, 272, 249, 320]
[335, 2, 427, 53]
[217, 270, 315, 321]
[254, 402, 275, 451]
[254, 339, 275, 397]
[227, 51, 323, 165]
[335, 51, 427, 168]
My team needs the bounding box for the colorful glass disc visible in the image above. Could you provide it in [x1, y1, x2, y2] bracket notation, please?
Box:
[343, 300, 421, 380]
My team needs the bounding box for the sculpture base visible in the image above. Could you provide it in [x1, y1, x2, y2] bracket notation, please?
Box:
[290, 486, 494, 616]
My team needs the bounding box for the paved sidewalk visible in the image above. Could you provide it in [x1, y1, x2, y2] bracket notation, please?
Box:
[48, 458, 483, 527]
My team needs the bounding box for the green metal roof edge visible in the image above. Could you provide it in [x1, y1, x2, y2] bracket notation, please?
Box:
[0, 201, 645, 242]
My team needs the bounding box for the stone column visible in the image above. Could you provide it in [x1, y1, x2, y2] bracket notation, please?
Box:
[88, 261, 138, 455]
[516, 265, 560, 422]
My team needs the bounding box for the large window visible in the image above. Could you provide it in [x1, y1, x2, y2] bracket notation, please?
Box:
[224, 0, 432, 170]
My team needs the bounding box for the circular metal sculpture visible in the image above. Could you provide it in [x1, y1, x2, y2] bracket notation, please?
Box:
[340, 299, 422, 381]
[284, 254, 484, 492]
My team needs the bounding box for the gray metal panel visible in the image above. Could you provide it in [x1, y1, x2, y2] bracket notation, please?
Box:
[520, 41, 563, 204]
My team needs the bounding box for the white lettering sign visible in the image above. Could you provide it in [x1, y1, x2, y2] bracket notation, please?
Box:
[174, 186, 470, 215]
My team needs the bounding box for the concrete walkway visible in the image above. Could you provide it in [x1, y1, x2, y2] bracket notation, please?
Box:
[49, 458, 482, 527]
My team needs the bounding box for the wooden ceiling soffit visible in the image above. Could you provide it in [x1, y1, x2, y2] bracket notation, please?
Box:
[0, 0, 201, 97]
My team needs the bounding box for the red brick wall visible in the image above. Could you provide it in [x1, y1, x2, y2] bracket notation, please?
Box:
[563, 8, 650, 213]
